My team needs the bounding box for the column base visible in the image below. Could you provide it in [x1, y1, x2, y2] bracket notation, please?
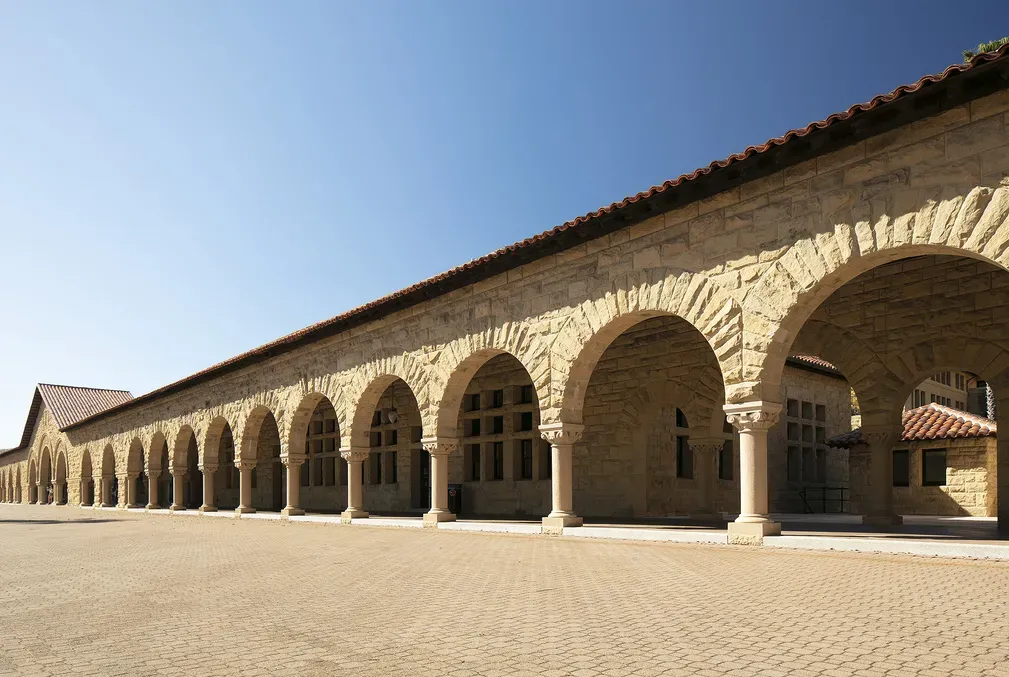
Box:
[281, 507, 305, 517]
[727, 520, 781, 545]
[423, 511, 456, 527]
[862, 513, 903, 527]
[542, 514, 583, 534]
[199, 505, 218, 513]
[340, 509, 368, 523]
[168, 505, 186, 512]
[145, 504, 159, 511]
[235, 506, 256, 515]
[126, 503, 140, 509]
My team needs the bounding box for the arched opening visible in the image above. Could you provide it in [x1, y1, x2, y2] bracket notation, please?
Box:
[55, 450, 68, 505]
[239, 408, 284, 512]
[126, 440, 146, 508]
[16, 466, 22, 503]
[199, 419, 230, 510]
[288, 394, 345, 513]
[571, 313, 732, 520]
[148, 435, 169, 509]
[440, 351, 549, 518]
[350, 377, 423, 515]
[27, 458, 37, 504]
[39, 448, 52, 505]
[80, 449, 94, 506]
[100, 445, 117, 507]
[780, 253, 1009, 533]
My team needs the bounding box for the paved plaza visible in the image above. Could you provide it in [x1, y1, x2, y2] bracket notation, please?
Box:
[0, 506, 1008, 676]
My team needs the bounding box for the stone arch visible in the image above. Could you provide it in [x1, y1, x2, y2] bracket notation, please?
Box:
[750, 184, 1009, 400]
[346, 366, 427, 449]
[15, 466, 22, 503]
[286, 391, 340, 458]
[55, 448, 68, 504]
[886, 336, 1009, 410]
[39, 447, 52, 503]
[551, 270, 740, 425]
[147, 430, 169, 472]
[175, 425, 200, 468]
[127, 438, 144, 473]
[80, 448, 94, 505]
[27, 458, 37, 502]
[788, 320, 906, 415]
[100, 444, 117, 477]
[237, 405, 281, 463]
[200, 417, 232, 466]
[432, 347, 546, 440]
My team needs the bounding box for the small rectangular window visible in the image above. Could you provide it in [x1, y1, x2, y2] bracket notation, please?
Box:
[802, 447, 816, 483]
[520, 439, 533, 480]
[372, 453, 382, 485]
[922, 449, 947, 486]
[675, 437, 692, 479]
[466, 418, 481, 437]
[389, 429, 398, 446]
[324, 457, 336, 486]
[492, 416, 504, 435]
[801, 401, 813, 419]
[466, 393, 481, 412]
[300, 460, 310, 487]
[371, 411, 382, 427]
[492, 442, 504, 480]
[892, 450, 909, 487]
[519, 385, 534, 404]
[389, 451, 398, 484]
[518, 412, 533, 432]
[467, 444, 481, 481]
[786, 399, 799, 418]
[718, 440, 733, 481]
[492, 389, 504, 408]
[539, 440, 552, 480]
[325, 418, 337, 434]
[314, 458, 323, 485]
[787, 422, 800, 441]
[815, 404, 826, 422]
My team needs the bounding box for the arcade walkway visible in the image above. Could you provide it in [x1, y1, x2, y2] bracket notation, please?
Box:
[3, 504, 1009, 677]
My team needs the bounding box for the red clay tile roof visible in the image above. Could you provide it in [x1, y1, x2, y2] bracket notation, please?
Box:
[828, 404, 997, 448]
[4, 384, 133, 453]
[788, 355, 839, 372]
[65, 46, 1009, 431]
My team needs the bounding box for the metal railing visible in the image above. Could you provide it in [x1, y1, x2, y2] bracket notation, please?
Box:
[798, 486, 850, 514]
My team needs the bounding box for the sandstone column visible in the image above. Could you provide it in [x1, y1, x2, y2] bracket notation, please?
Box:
[340, 448, 369, 523]
[687, 440, 725, 520]
[169, 467, 186, 511]
[199, 463, 217, 513]
[861, 425, 903, 526]
[126, 472, 140, 508]
[235, 460, 256, 514]
[100, 476, 113, 507]
[421, 438, 458, 526]
[538, 423, 584, 533]
[79, 478, 88, 507]
[281, 454, 306, 517]
[724, 401, 782, 544]
[146, 471, 160, 510]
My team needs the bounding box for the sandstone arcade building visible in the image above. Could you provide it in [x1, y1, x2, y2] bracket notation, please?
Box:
[3, 49, 1009, 544]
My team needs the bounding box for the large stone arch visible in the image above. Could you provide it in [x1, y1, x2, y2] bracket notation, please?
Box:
[429, 321, 552, 437]
[749, 184, 1009, 401]
[198, 419, 230, 466]
[431, 346, 546, 440]
[550, 268, 740, 425]
[886, 336, 1009, 408]
[343, 354, 431, 448]
[236, 404, 283, 462]
[286, 391, 340, 459]
[100, 444, 117, 478]
[789, 319, 905, 415]
[146, 430, 170, 472]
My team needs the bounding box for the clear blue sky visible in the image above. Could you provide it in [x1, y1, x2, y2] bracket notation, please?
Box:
[1, 1, 1006, 444]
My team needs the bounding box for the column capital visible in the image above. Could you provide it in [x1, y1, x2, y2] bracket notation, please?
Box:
[539, 422, 584, 446]
[688, 438, 725, 455]
[127, 472, 140, 480]
[170, 466, 187, 478]
[199, 463, 219, 473]
[147, 469, 161, 480]
[234, 459, 256, 470]
[280, 454, 306, 468]
[723, 401, 782, 433]
[340, 447, 370, 463]
[420, 437, 458, 457]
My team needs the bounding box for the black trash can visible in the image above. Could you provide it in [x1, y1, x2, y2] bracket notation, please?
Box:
[447, 483, 463, 515]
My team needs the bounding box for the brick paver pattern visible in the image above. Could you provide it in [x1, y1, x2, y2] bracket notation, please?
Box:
[2, 505, 1009, 676]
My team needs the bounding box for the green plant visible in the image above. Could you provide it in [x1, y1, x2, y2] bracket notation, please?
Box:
[963, 36, 1009, 62]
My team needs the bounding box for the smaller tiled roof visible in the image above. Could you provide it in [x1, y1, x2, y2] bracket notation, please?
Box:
[36, 384, 134, 430]
[789, 355, 838, 371]
[6, 384, 134, 453]
[827, 404, 997, 448]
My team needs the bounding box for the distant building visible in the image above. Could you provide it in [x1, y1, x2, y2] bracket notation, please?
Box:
[905, 371, 976, 411]
[829, 404, 998, 517]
